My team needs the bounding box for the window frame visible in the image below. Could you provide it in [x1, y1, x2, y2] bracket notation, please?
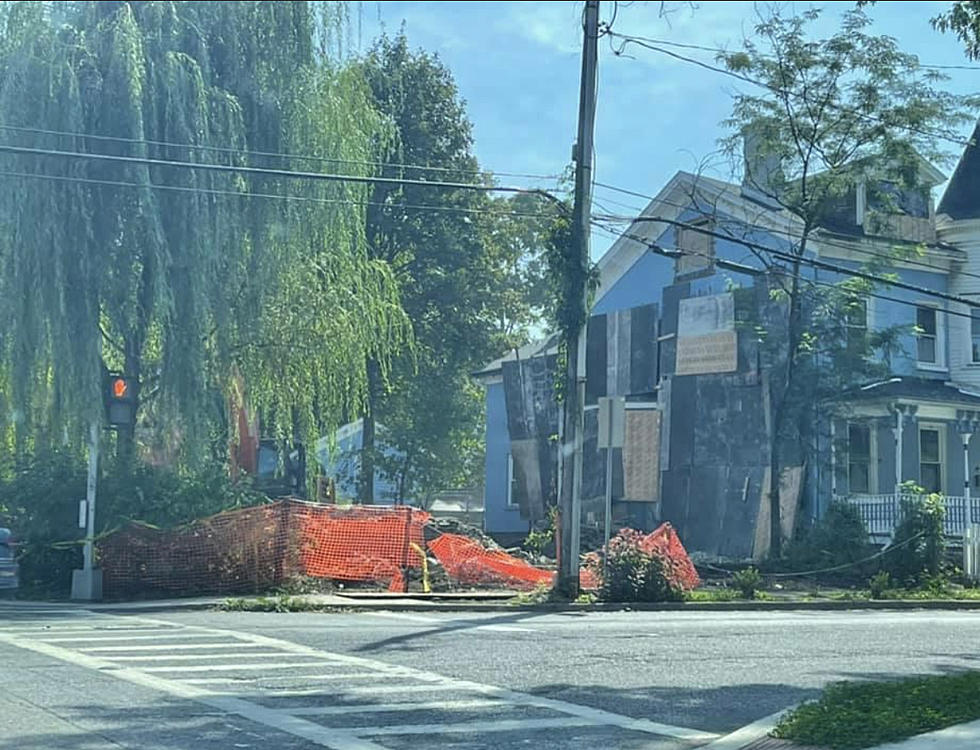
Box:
[506, 453, 519, 508]
[847, 421, 876, 495]
[970, 307, 980, 365]
[915, 303, 947, 371]
[918, 423, 946, 495]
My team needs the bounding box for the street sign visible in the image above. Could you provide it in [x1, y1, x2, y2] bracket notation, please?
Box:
[597, 396, 625, 449]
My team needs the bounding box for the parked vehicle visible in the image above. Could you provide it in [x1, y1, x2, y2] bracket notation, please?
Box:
[0, 528, 18, 597]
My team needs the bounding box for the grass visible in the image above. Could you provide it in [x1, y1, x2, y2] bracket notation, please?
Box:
[217, 595, 360, 613]
[773, 671, 980, 749]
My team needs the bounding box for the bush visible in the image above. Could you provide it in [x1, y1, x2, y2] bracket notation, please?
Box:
[732, 566, 763, 599]
[0, 449, 266, 596]
[868, 570, 891, 599]
[590, 529, 685, 603]
[882, 492, 945, 587]
[783, 501, 873, 580]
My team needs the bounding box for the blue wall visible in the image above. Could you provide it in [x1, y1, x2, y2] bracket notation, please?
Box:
[315, 422, 404, 504]
[483, 381, 528, 534]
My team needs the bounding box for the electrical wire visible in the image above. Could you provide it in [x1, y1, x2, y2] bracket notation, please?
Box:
[0, 143, 566, 207]
[0, 168, 561, 219]
[605, 30, 975, 149]
[0, 122, 562, 182]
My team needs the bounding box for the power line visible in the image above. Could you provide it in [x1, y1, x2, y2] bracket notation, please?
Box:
[605, 31, 975, 149]
[611, 33, 980, 72]
[0, 143, 565, 206]
[592, 219, 980, 321]
[592, 180, 980, 285]
[0, 168, 560, 219]
[0, 123, 561, 182]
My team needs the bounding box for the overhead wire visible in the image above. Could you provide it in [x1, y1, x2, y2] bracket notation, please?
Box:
[605, 30, 976, 149]
[0, 168, 561, 219]
[0, 122, 562, 182]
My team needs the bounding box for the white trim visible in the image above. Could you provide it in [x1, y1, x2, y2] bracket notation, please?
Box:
[914, 302, 947, 370]
[918, 422, 946, 494]
[505, 453, 518, 508]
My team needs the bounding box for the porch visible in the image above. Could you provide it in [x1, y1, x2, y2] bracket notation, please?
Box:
[835, 492, 979, 540]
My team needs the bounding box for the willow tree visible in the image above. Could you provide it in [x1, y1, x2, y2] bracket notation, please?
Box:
[0, 1, 409, 468]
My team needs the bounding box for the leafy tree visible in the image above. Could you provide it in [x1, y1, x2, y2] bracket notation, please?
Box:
[717, 7, 971, 556]
[932, 1, 980, 60]
[355, 33, 549, 504]
[0, 2, 409, 468]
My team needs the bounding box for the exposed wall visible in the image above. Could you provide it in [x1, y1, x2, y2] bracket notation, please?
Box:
[483, 380, 529, 535]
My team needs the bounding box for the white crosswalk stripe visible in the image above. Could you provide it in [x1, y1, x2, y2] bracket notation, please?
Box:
[0, 607, 721, 748]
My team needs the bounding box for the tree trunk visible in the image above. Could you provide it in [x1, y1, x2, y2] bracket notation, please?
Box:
[359, 357, 380, 504]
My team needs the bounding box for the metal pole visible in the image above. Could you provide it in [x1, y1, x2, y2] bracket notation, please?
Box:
[963, 434, 971, 529]
[603, 425, 613, 585]
[83, 421, 98, 572]
[558, 0, 599, 598]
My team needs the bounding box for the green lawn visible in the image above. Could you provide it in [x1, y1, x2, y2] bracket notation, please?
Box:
[773, 671, 980, 749]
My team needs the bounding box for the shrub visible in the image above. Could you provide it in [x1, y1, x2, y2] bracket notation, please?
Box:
[783, 501, 873, 579]
[590, 529, 685, 603]
[732, 566, 763, 599]
[868, 570, 891, 599]
[882, 492, 945, 587]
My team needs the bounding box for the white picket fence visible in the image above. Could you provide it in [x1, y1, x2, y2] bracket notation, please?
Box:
[835, 493, 980, 539]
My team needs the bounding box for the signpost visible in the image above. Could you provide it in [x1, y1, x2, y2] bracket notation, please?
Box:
[598, 396, 625, 582]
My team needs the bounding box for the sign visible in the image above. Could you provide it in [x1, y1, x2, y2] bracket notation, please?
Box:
[675, 293, 738, 375]
[597, 396, 625, 449]
[622, 408, 661, 502]
[675, 331, 738, 375]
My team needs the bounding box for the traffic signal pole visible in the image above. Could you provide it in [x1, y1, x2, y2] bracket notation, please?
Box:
[71, 421, 102, 600]
[557, 0, 599, 597]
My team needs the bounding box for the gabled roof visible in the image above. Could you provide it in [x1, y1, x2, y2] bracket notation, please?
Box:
[938, 119, 980, 221]
[472, 334, 559, 380]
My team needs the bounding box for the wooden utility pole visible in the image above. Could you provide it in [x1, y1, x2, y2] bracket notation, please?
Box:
[557, 0, 599, 597]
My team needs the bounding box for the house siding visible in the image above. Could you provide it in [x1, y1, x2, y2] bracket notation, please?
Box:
[482, 380, 528, 535]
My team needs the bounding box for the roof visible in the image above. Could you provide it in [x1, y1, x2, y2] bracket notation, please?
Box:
[938, 119, 980, 220]
[849, 377, 980, 406]
[472, 334, 559, 379]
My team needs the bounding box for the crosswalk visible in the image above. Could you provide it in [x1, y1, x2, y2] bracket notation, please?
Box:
[0, 605, 720, 749]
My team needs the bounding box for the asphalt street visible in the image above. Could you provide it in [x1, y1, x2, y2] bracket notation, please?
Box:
[3, 603, 980, 749]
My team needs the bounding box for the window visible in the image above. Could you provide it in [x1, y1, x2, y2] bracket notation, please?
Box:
[919, 426, 944, 494]
[848, 423, 873, 494]
[506, 453, 519, 508]
[675, 222, 715, 277]
[845, 298, 869, 353]
[916, 305, 944, 368]
[971, 308, 980, 364]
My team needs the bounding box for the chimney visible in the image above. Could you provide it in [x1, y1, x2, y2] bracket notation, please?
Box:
[742, 123, 782, 204]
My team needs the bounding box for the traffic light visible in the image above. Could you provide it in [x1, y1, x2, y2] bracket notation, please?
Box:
[104, 371, 137, 428]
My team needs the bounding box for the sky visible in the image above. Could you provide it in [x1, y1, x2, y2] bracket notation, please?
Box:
[355, 1, 980, 258]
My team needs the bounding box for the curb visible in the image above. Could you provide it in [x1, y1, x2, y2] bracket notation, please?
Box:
[31, 597, 980, 615]
[700, 707, 794, 750]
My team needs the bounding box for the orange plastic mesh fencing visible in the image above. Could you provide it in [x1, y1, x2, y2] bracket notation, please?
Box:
[98, 502, 298, 599]
[294, 503, 429, 592]
[635, 522, 701, 590]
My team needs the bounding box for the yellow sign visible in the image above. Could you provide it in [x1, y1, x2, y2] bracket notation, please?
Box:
[675, 331, 738, 375]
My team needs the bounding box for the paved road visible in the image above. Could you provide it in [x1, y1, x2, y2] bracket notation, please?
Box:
[3, 603, 980, 749]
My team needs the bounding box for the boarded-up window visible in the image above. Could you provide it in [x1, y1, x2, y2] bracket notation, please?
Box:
[675, 222, 715, 277]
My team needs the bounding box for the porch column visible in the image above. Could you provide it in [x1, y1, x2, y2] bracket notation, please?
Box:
[889, 404, 918, 497]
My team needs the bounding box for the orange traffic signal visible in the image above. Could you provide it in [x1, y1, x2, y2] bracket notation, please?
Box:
[112, 377, 128, 399]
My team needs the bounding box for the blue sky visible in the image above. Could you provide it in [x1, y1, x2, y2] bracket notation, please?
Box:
[357, 1, 980, 258]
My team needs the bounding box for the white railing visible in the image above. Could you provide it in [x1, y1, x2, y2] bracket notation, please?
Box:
[834, 493, 980, 540]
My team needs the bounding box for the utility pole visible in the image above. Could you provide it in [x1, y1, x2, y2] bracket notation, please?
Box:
[557, 0, 599, 597]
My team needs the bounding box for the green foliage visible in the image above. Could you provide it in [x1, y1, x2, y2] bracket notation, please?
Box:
[882, 493, 946, 587]
[784, 501, 875, 579]
[868, 570, 892, 599]
[0, 449, 264, 596]
[716, 6, 971, 555]
[218, 596, 355, 613]
[732, 567, 764, 599]
[0, 2, 409, 473]
[932, 2, 980, 60]
[353, 33, 552, 504]
[685, 588, 740, 602]
[773, 671, 980, 749]
[591, 530, 685, 603]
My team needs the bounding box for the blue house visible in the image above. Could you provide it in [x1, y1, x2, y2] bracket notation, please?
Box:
[477, 126, 980, 556]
